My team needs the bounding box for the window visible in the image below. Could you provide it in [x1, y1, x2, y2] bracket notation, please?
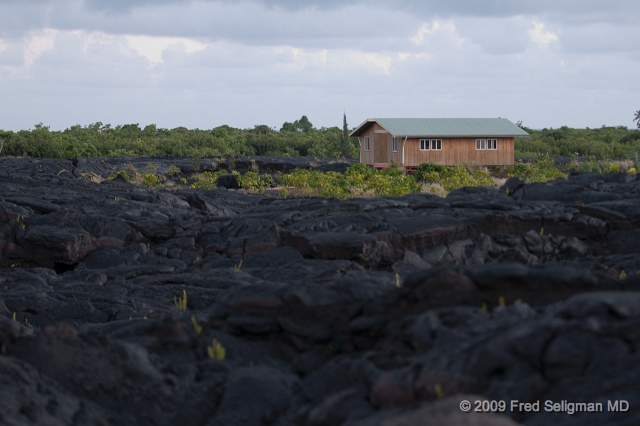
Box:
[431, 139, 442, 150]
[420, 139, 429, 150]
[488, 139, 497, 150]
[364, 136, 370, 151]
[392, 137, 397, 152]
[476, 139, 486, 150]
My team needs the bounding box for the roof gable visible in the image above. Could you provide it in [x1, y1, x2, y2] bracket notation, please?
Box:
[350, 118, 529, 138]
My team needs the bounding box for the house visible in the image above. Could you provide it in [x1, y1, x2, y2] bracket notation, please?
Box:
[349, 118, 529, 168]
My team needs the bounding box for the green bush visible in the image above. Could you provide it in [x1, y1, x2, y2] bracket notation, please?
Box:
[107, 170, 131, 181]
[506, 155, 566, 182]
[237, 171, 274, 193]
[138, 172, 160, 188]
[414, 163, 494, 192]
[279, 164, 420, 199]
[167, 164, 180, 177]
[191, 170, 226, 190]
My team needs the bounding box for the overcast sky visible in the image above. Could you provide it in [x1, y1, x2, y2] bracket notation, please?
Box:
[1, 0, 638, 131]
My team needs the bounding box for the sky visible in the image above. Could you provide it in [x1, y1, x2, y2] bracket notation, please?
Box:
[0, 0, 638, 131]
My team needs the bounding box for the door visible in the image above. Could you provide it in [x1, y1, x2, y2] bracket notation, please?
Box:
[374, 132, 388, 164]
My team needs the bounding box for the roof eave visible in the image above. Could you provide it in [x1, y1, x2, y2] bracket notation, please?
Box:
[349, 119, 375, 137]
[349, 118, 397, 137]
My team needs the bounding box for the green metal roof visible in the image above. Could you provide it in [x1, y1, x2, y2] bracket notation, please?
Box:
[350, 118, 529, 138]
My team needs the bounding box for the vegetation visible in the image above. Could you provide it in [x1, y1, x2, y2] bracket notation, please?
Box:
[207, 339, 226, 360]
[515, 124, 640, 159]
[279, 163, 421, 199]
[174, 290, 188, 311]
[236, 171, 274, 193]
[102, 154, 636, 201]
[0, 117, 360, 159]
[415, 163, 494, 192]
[4, 116, 639, 199]
[190, 170, 231, 190]
[3, 119, 639, 163]
[504, 154, 566, 182]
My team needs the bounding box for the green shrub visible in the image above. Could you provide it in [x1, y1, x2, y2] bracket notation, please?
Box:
[279, 164, 420, 199]
[107, 170, 131, 181]
[167, 164, 180, 176]
[414, 164, 494, 192]
[237, 171, 274, 193]
[191, 170, 224, 190]
[507, 155, 566, 182]
[138, 172, 160, 188]
[415, 163, 447, 181]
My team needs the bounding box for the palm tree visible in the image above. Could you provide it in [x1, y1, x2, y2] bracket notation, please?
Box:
[635, 110, 640, 128]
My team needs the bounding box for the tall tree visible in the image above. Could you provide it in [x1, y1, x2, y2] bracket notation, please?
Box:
[294, 116, 313, 132]
[340, 112, 350, 158]
[634, 110, 640, 129]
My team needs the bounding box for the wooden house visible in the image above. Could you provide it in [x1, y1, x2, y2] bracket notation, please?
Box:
[349, 118, 529, 168]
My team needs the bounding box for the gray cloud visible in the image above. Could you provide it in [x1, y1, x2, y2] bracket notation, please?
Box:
[2, 0, 637, 38]
[68, 0, 639, 18]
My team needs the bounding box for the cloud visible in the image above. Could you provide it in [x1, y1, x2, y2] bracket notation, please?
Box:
[0, 0, 638, 132]
[78, 0, 633, 21]
[124, 35, 208, 65]
[397, 52, 428, 61]
[453, 16, 530, 55]
[411, 22, 441, 45]
[349, 51, 392, 74]
[23, 29, 58, 68]
[557, 22, 639, 54]
[529, 21, 558, 46]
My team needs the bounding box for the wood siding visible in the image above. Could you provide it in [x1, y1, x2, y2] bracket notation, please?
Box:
[403, 137, 514, 166]
[358, 122, 386, 165]
[359, 130, 514, 167]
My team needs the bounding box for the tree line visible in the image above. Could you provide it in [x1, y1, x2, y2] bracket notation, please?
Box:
[1, 116, 639, 160]
[0, 116, 359, 159]
[515, 124, 640, 159]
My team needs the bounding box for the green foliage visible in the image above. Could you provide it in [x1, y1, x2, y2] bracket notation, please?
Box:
[416, 162, 447, 175]
[191, 155, 200, 172]
[174, 290, 187, 311]
[2, 121, 638, 162]
[415, 163, 494, 192]
[0, 118, 362, 159]
[515, 125, 640, 159]
[207, 339, 226, 360]
[237, 171, 274, 192]
[138, 172, 160, 188]
[167, 164, 180, 177]
[340, 113, 351, 158]
[191, 170, 225, 190]
[107, 170, 131, 181]
[506, 155, 566, 182]
[279, 164, 420, 199]
[190, 316, 203, 335]
[281, 115, 313, 133]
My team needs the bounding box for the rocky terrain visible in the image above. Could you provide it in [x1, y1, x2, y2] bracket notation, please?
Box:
[1, 155, 639, 426]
